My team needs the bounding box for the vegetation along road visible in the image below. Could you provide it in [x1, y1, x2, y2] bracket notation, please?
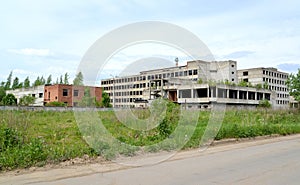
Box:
[0, 105, 300, 172]
[1, 134, 300, 185]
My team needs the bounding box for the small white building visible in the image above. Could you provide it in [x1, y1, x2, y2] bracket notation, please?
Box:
[6, 85, 44, 106]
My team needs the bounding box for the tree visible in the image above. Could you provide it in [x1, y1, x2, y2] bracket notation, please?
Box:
[1, 94, 17, 106]
[4, 71, 13, 90]
[12, 77, 20, 90]
[73, 72, 84, 85]
[59, 75, 63, 84]
[18, 82, 23, 89]
[46, 75, 52, 84]
[40, 76, 45, 85]
[33, 76, 41, 86]
[0, 87, 6, 102]
[101, 91, 112, 108]
[64, 73, 69, 84]
[19, 95, 36, 106]
[286, 69, 300, 101]
[24, 77, 30, 88]
[79, 88, 94, 106]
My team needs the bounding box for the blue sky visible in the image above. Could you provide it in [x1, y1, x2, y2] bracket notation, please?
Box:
[1, 0, 300, 84]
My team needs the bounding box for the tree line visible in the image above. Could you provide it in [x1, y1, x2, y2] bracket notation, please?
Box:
[1, 71, 84, 91]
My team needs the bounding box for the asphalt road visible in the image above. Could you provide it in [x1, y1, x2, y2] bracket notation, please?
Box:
[2, 135, 300, 185]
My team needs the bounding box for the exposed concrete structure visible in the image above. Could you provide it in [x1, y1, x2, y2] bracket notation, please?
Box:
[101, 60, 280, 109]
[238, 67, 289, 109]
[177, 84, 274, 109]
[6, 85, 45, 106]
[101, 60, 238, 108]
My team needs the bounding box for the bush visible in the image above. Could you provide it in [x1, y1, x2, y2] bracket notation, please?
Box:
[1, 94, 17, 106]
[45, 101, 66, 107]
[258, 99, 271, 108]
[19, 95, 36, 106]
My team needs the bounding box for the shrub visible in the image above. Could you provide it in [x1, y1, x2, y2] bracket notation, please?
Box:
[1, 94, 17, 106]
[45, 101, 66, 107]
[19, 95, 36, 106]
[258, 99, 271, 108]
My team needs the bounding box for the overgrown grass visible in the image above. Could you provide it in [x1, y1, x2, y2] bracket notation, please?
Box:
[0, 106, 300, 171]
[0, 110, 96, 171]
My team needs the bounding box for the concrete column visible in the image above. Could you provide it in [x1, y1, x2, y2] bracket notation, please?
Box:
[149, 82, 151, 100]
[263, 93, 265, 100]
[161, 79, 163, 98]
[255, 92, 257, 100]
[216, 87, 218, 98]
[226, 89, 229, 98]
[237, 90, 239, 99]
[246, 91, 248, 100]
[207, 88, 210, 98]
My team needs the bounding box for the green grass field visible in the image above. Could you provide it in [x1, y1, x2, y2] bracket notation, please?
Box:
[1, 104, 300, 171]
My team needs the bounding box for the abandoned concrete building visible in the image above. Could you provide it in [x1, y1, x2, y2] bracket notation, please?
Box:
[101, 60, 286, 109]
[6, 85, 45, 106]
[237, 67, 289, 109]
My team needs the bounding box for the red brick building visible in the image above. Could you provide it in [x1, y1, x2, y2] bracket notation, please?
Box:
[44, 84, 102, 106]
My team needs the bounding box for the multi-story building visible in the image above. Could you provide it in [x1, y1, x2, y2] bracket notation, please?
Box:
[101, 60, 237, 108]
[101, 60, 279, 109]
[44, 84, 102, 107]
[6, 85, 45, 106]
[238, 67, 289, 108]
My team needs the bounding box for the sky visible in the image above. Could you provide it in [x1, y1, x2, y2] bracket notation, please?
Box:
[1, 0, 300, 85]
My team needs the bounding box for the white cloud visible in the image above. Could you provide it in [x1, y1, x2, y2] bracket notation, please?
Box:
[7, 48, 52, 57]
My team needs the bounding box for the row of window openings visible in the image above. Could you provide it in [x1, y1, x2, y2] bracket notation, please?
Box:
[277, 100, 289, 105]
[263, 70, 288, 79]
[269, 86, 288, 92]
[112, 98, 143, 103]
[243, 71, 288, 79]
[31, 93, 43, 98]
[277, 93, 289, 98]
[263, 77, 285, 85]
[101, 70, 199, 85]
[47, 89, 84, 98]
[62, 89, 78, 97]
[103, 81, 183, 91]
[63, 89, 90, 97]
[109, 91, 143, 97]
